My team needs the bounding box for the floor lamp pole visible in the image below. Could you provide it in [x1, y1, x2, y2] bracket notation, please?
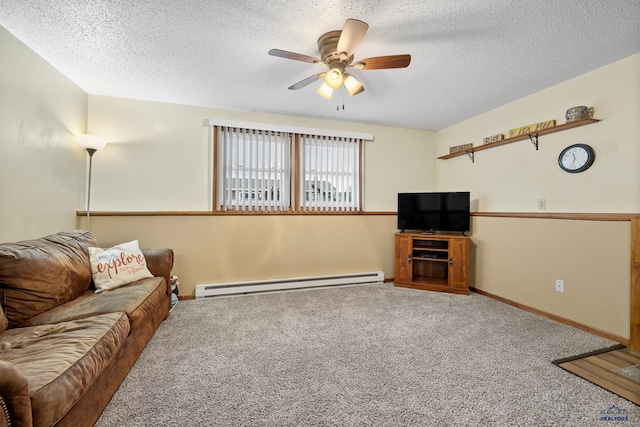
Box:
[86, 148, 96, 230]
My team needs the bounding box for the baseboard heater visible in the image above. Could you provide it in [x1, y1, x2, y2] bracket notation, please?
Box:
[195, 271, 384, 299]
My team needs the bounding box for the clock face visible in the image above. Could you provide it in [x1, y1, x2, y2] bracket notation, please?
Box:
[558, 144, 595, 173]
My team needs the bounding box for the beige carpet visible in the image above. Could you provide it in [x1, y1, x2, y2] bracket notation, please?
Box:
[97, 284, 640, 426]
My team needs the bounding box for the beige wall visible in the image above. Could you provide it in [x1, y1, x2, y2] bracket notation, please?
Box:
[436, 54, 640, 213]
[84, 214, 398, 297]
[436, 55, 640, 340]
[84, 96, 434, 298]
[470, 216, 631, 338]
[0, 25, 88, 242]
[87, 95, 436, 212]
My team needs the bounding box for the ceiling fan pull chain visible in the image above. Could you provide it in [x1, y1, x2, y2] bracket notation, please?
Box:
[343, 86, 346, 110]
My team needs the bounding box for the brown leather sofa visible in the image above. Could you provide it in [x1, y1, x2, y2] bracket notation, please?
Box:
[0, 230, 174, 427]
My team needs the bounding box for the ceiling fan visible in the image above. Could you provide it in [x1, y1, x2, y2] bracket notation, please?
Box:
[268, 19, 411, 100]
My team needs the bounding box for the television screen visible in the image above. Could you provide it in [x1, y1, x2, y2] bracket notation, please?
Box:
[397, 192, 470, 233]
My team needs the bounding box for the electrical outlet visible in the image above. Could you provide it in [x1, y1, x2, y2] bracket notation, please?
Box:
[538, 198, 546, 210]
[555, 279, 565, 293]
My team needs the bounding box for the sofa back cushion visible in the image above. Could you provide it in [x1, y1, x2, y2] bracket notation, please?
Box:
[0, 304, 7, 332]
[0, 230, 97, 327]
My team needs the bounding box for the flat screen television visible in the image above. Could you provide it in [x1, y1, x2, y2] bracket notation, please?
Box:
[397, 192, 470, 234]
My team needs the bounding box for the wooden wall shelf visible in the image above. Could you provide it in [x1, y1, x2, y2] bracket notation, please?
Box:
[437, 118, 600, 161]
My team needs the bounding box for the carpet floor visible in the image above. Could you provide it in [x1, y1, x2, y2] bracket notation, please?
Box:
[96, 284, 640, 426]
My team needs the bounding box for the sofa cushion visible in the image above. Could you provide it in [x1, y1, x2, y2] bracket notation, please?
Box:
[0, 305, 7, 333]
[21, 277, 166, 331]
[89, 240, 153, 293]
[0, 230, 96, 327]
[0, 312, 130, 427]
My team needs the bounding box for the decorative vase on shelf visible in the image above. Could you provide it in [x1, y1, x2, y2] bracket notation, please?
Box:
[565, 106, 594, 122]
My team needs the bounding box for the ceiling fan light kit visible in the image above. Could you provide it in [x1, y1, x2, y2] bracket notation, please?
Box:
[343, 74, 363, 96]
[324, 67, 344, 89]
[316, 82, 334, 100]
[269, 18, 411, 104]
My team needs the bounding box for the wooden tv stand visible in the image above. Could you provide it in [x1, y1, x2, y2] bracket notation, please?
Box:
[394, 232, 470, 295]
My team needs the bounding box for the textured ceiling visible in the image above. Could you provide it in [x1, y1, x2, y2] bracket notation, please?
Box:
[1, 0, 639, 131]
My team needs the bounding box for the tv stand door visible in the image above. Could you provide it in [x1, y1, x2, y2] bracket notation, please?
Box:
[448, 237, 469, 289]
[394, 235, 413, 283]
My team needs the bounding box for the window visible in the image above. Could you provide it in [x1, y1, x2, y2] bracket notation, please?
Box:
[213, 121, 369, 213]
[219, 126, 292, 212]
[299, 134, 360, 212]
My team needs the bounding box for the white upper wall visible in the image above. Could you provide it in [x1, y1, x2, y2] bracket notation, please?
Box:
[87, 96, 436, 212]
[0, 25, 87, 242]
[435, 54, 640, 213]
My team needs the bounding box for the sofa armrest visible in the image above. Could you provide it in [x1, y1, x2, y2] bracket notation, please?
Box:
[0, 361, 32, 427]
[142, 248, 174, 297]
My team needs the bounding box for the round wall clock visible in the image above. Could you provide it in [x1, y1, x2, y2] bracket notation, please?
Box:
[558, 143, 595, 173]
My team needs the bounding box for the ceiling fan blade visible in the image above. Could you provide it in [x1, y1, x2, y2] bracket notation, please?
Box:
[268, 49, 321, 64]
[353, 54, 412, 70]
[336, 19, 369, 55]
[288, 73, 325, 90]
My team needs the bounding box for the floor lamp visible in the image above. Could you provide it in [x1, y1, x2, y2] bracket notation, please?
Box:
[76, 134, 107, 230]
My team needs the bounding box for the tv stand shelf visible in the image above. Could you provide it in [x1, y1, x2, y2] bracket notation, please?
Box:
[413, 276, 448, 287]
[394, 233, 469, 295]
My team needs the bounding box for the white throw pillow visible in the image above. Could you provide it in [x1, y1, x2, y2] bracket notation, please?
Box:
[89, 240, 153, 293]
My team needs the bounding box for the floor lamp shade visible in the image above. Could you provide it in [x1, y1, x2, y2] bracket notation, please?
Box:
[76, 134, 107, 230]
[76, 134, 107, 151]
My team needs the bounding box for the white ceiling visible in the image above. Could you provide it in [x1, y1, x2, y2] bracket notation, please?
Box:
[1, 1, 639, 131]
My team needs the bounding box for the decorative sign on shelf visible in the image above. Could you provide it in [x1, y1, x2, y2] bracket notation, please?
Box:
[509, 120, 556, 138]
[482, 133, 504, 145]
[449, 143, 473, 154]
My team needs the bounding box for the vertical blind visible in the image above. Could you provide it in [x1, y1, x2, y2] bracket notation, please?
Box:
[299, 134, 360, 212]
[217, 124, 362, 213]
[219, 126, 292, 211]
